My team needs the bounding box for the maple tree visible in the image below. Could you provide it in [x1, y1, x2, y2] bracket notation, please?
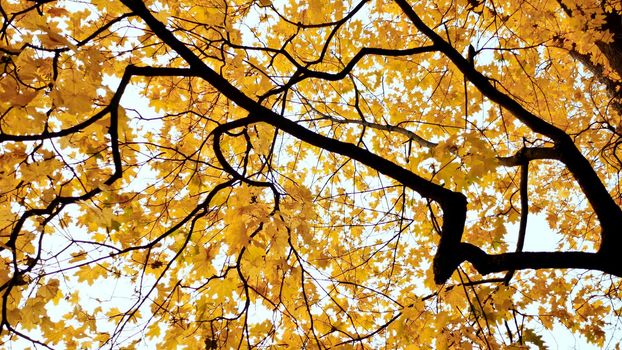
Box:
[1, 0, 622, 348]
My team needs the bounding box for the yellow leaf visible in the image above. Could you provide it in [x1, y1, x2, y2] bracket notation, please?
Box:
[75, 265, 104, 285]
[146, 323, 161, 339]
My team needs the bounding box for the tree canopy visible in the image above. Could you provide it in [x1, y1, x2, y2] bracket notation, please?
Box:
[1, 0, 622, 348]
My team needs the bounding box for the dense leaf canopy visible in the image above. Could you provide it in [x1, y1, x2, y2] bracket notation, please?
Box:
[1, 0, 622, 348]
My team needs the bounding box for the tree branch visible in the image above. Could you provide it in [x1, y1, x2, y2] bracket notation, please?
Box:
[461, 244, 620, 277]
[120, 0, 471, 282]
[121, 0, 622, 284]
[504, 162, 529, 284]
[0, 66, 198, 142]
[496, 146, 560, 166]
[393, 0, 622, 251]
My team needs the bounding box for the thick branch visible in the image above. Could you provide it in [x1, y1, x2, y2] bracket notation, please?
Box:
[121, 0, 622, 283]
[503, 162, 529, 284]
[496, 146, 560, 166]
[394, 0, 622, 245]
[0, 67, 197, 142]
[461, 243, 621, 277]
[120, 0, 469, 283]
[119, 0, 463, 203]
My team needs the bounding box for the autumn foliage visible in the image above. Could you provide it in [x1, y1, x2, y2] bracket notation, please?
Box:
[1, 0, 622, 348]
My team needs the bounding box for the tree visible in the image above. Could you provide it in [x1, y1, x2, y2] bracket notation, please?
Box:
[0, 0, 621, 348]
